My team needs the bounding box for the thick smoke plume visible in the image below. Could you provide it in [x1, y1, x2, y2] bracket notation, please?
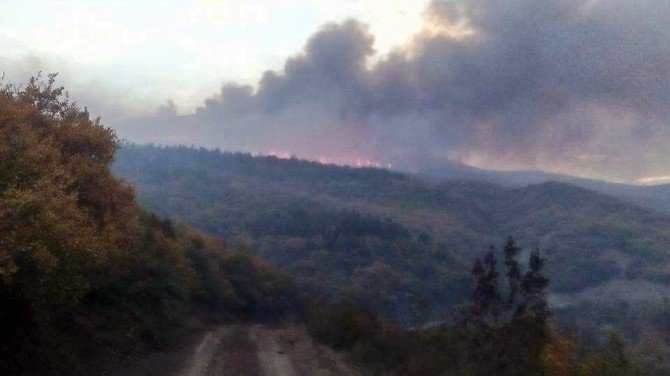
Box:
[116, 0, 670, 181]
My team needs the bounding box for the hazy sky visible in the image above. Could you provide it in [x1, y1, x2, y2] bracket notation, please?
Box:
[1, 0, 425, 110]
[3, 0, 670, 184]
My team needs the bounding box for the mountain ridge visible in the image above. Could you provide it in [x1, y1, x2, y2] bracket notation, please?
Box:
[114, 144, 670, 324]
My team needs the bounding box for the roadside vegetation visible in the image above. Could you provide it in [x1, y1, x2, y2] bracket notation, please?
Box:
[305, 238, 643, 375]
[0, 76, 293, 373]
[0, 76, 661, 374]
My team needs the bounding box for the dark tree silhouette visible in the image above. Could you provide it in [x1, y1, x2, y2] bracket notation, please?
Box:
[503, 236, 522, 313]
[520, 248, 550, 321]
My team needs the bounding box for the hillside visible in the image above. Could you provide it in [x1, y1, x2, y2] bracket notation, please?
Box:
[0, 77, 294, 373]
[420, 161, 670, 215]
[2, 78, 665, 374]
[114, 144, 670, 323]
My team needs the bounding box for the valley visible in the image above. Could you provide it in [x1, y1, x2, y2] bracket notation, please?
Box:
[4, 0, 670, 372]
[0, 77, 666, 374]
[114, 144, 670, 323]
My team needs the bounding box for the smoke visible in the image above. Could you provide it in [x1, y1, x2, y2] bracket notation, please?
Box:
[22, 0, 670, 181]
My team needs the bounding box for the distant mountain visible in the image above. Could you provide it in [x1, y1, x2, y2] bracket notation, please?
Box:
[114, 144, 670, 325]
[420, 160, 670, 215]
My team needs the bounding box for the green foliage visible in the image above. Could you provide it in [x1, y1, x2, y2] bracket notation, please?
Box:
[0, 76, 294, 372]
[113, 143, 670, 324]
[0, 74, 136, 312]
[305, 298, 429, 374]
[463, 238, 552, 375]
[305, 240, 649, 375]
[244, 205, 467, 323]
[2, 75, 660, 374]
[305, 240, 583, 375]
[307, 299, 382, 350]
[503, 236, 522, 310]
[578, 331, 642, 375]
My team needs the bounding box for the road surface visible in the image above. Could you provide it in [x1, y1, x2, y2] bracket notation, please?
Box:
[180, 324, 361, 376]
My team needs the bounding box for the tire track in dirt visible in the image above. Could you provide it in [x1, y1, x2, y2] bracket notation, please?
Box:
[181, 324, 361, 376]
[250, 325, 298, 376]
[181, 326, 227, 376]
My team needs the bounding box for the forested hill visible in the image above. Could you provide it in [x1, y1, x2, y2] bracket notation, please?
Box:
[114, 144, 670, 322]
[0, 78, 294, 373]
[5, 77, 666, 373]
[421, 161, 670, 216]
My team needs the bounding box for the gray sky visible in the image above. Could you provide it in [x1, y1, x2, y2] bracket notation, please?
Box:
[1, 0, 424, 110]
[3, 0, 670, 184]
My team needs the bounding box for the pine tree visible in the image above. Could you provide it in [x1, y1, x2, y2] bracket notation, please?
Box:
[470, 257, 485, 322]
[503, 236, 521, 313]
[520, 248, 550, 321]
[500, 247, 550, 375]
[464, 240, 553, 375]
[483, 249, 502, 322]
[471, 248, 501, 325]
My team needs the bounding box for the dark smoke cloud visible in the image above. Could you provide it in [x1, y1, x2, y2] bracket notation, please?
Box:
[121, 0, 670, 182]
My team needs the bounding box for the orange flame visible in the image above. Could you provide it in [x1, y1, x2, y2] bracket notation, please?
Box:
[261, 150, 392, 169]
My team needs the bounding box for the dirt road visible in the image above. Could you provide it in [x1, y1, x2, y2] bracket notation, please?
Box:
[179, 324, 361, 376]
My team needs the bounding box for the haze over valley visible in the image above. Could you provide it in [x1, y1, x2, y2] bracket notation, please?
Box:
[3, 0, 670, 374]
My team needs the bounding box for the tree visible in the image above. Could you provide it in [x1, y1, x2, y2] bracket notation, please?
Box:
[520, 248, 550, 321]
[470, 248, 501, 325]
[0, 74, 297, 373]
[542, 329, 579, 376]
[578, 331, 642, 376]
[0, 74, 139, 311]
[503, 236, 521, 313]
[464, 239, 552, 375]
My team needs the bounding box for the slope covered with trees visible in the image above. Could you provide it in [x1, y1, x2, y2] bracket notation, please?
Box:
[2, 76, 666, 374]
[114, 144, 670, 317]
[0, 76, 293, 373]
[421, 160, 670, 216]
[304, 238, 644, 375]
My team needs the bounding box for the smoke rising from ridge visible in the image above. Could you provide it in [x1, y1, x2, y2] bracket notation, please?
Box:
[31, 0, 670, 182]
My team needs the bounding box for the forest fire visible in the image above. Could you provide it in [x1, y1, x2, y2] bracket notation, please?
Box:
[264, 149, 392, 169]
